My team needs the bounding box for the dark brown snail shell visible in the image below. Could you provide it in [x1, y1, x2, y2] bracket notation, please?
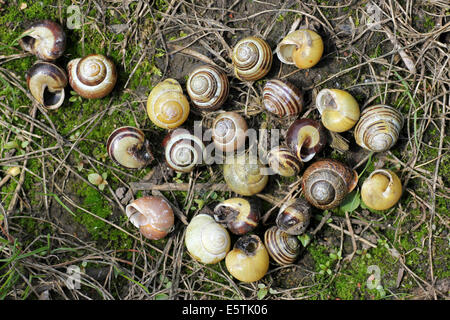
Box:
[276, 197, 312, 235]
[213, 197, 260, 235]
[267, 146, 302, 177]
[262, 79, 303, 117]
[286, 119, 327, 162]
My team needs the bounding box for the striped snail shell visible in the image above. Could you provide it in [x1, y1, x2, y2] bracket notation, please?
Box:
[67, 54, 117, 99]
[354, 105, 404, 152]
[286, 119, 327, 162]
[302, 159, 358, 210]
[213, 197, 260, 235]
[26, 61, 67, 110]
[162, 128, 206, 173]
[262, 79, 303, 117]
[185, 214, 231, 264]
[232, 36, 273, 81]
[212, 112, 248, 153]
[264, 226, 301, 265]
[316, 89, 360, 132]
[186, 65, 229, 111]
[147, 78, 190, 129]
[276, 197, 312, 235]
[19, 20, 66, 61]
[361, 169, 402, 211]
[107, 126, 153, 169]
[267, 146, 302, 177]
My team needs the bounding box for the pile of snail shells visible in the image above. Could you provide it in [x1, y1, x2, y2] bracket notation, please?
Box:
[20, 20, 118, 111]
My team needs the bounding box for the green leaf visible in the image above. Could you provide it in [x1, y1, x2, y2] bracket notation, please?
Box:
[257, 288, 268, 300]
[298, 233, 311, 247]
[4, 141, 19, 150]
[339, 190, 361, 213]
[69, 96, 78, 102]
[21, 141, 29, 149]
[88, 173, 103, 186]
[155, 293, 169, 300]
[329, 253, 337, 260]
[101, 172, 108, 180]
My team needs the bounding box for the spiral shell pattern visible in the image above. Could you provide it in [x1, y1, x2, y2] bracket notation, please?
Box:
[232, 36, 273, 81]
[286, 119, 327, 162]
[213, 198, 260, 235]
[276, 197, 312, 235]
[212, 112, 248, 153]
[186, 65, 229, 111]
[354, 105, 404, 152]
[263, 79, 303, 117]
[267, 146, 302, 177]
[361, 169, 402, 211]
[264, 226, 300, 265]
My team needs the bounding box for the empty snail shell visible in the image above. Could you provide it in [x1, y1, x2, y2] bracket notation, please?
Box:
[185, 214, 231, 264]
[286, 119, 327, 162]
[67, 54, 117, 99]
[19, 20, 66, 61]
[213, 197, 260, 235]
[267, 146, 302, 177]
[225, 234, 269, 282]
[276, 29, 324, 69]
[361, 169, 402, 210]
[354, 105, 404, 152]
[162, 128, 206, 173]
[212, 112, 248, 153]
[223, 153, 269, 196]
[302, 159, 358, 210]
[26, 61, 67, 110]
[262, 79, 303, 117]
[107, 126, 153, 169]
[264, 226, 301, 265]
[232, 36, 273, 81]
[316, 89, 360, 132]
[125, 196, 174, 240]
[276, 197, 312, 235]
[147, 78, 190, 129]
[186, 65, 229, 111]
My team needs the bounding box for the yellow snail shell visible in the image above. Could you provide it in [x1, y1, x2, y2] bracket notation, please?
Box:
[212, 112, 248, 153]
[264, 226, 301, 265]
[361, 169, 402, 210]
[147, 78, 190, 129]
[232, 36, 273, 81]
[316, 89, 360, 132]
[262, 79, 303, 117]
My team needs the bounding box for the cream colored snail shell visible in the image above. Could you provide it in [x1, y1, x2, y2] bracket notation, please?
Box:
[147, 78, 190, 129]
[19, 20, 66, 61]
[302, 159, 358, 210]
[125, 196, 174, 240]
[361, 169, 402, 211]
[67, 54, 117, 99]
[316, 89, 360, 132]
[286, 119, 327, 162]
[276, 197, 312, 235]
[186, 65, 229, 111]
[264, 226, 301, 265]
[268, 146, 302, 177]
[162, 128, 206, 173]
[232, 36, 273, 81]
[354, 105, 404, 152]
[213, 197, 260, 235]
[212, 112, 248, 153]
[223, 153, 269, 196]
[106, 126, 153, 169]
[225, 234, 269, 282]
[26, 61, 68, 110]
[263, 79, 303, 117]
[185, 214, 231, 264]
[276, 29, 324, 69]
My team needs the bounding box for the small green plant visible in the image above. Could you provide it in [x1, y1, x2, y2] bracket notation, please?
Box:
[87, 172, 108, 191]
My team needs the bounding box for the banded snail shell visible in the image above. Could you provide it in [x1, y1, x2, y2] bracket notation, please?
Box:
[276, 197, 312, 235]
[232, 36, 273, 81]
[263, 79, 303, 117]
[267, 146, 302, 177]
[264, 226, 301, 265]
[212, 112, 248, 153]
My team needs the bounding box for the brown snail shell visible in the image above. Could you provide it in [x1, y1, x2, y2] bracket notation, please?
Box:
[264, 226, 301, 265]
[286, 119, 327, 162]
[26, 61, 68, 110]
[213, 197, 260, 235]
[263, 79, 303, 117]
[212, 112, 248, 153]
[276, 197, 312, 235]
[267, 146, 302, 177]
[232, 36, 273, 81]
[19, 20, 66, 61]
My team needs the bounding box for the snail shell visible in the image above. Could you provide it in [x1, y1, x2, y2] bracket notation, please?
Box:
[264, 226, 301, 265]
[316, 89, 360, 132]
[186, 65, 229, 111]
[223, 154, 269, 196]
[19, 20, 66, 61]
[276, 29, 324, 69]
[162, 128, 206, 173]
[212, 112, 248, 153]
[147, 78, 190, 129]
[185, 214, 231, 264]
[361, 169, 402, 210]
[276, 197, 312, 235]
[286, 119, 327, 162]
[26, 61, 68, 110]
[354, 105, 404, 152]
[213, 197, 260, 235]
[267, 146, 302, 177]
[302, 159, 358, 210]
[107, 126, 153, 169]
[125, 196, 174, 240]
[67, 54, 117, 99]
[232, 36, 273, 81]
[262, 79, 303, 117]
[225, 234, 269, 282]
